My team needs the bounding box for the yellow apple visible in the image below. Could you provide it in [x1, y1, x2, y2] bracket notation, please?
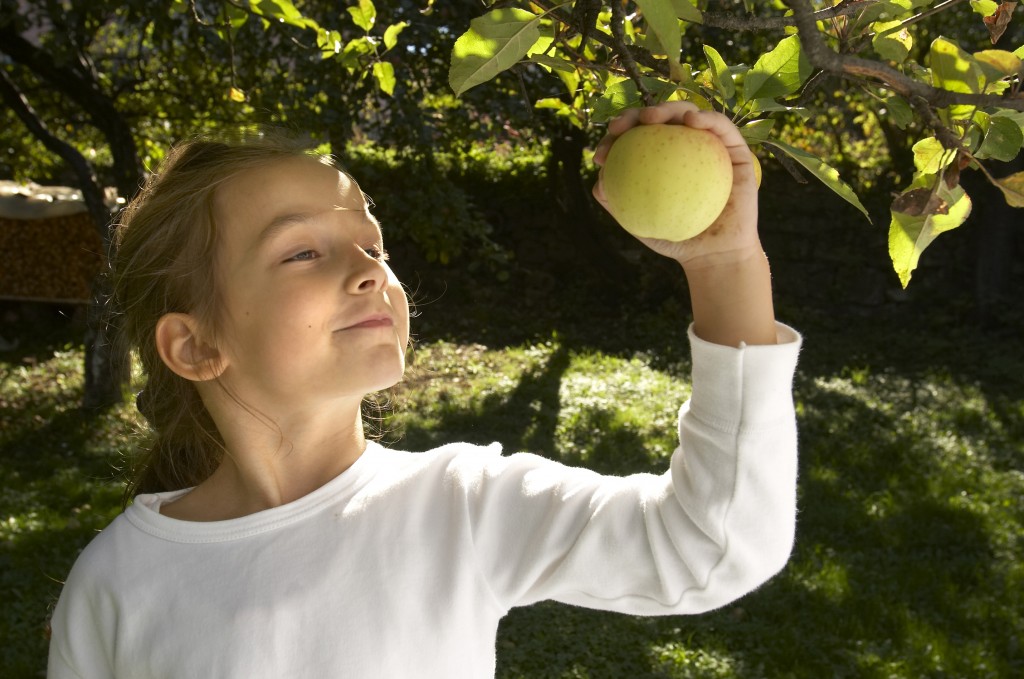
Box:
[601, 124, 733, 241]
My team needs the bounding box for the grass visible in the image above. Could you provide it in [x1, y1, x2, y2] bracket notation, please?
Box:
[2, 287, 1023, 678]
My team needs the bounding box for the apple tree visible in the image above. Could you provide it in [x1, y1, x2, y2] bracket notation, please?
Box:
[0, 0, 433, 408]
[447, 0, 1024, 288]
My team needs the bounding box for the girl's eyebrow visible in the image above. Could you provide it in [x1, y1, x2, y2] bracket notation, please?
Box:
[252, 211, 317, 252]
[252, 206, 380, 252]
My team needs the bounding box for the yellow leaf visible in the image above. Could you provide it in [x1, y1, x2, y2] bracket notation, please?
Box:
[995, 170, 1024, 207]
[229, 87, 246, 102]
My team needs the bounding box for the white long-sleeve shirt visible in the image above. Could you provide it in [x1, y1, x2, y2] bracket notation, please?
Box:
[48, 324, 801, 678]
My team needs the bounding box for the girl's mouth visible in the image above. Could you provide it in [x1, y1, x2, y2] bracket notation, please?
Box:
[341, 314, 393, 330]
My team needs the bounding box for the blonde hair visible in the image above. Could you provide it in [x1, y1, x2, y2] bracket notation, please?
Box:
[110, 131, 338, 500]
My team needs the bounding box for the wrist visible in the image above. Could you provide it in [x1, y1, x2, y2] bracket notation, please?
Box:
[677, 242, 767, 275]
[683, 246, 777, 347]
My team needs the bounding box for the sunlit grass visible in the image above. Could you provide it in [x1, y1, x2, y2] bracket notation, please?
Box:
[2, 314, 1023, 677]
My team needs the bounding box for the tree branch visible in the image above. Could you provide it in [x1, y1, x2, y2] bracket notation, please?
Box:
[610, 0, 653, 104]
[701, 0, 863, 31]
[783, 0, 1024, 111]
[535, 0, 668, 77]
[0, 24, 144, 195]
[0, 69, 111, 239]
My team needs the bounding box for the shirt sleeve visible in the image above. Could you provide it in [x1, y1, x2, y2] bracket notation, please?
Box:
[47, 533, 120, 679]
[451, 322, 802, 616]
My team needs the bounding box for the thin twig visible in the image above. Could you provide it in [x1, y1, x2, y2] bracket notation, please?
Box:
[610, 0, 653, 104]
[700, 0, 863, 31]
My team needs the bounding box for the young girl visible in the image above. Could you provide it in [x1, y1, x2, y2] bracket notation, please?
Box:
[48, 102, 801, 678]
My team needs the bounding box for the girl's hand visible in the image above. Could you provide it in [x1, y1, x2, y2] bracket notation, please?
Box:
[593, 101, 762, 269]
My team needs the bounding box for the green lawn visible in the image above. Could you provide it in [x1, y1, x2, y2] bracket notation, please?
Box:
[2, 293, 1022, 678]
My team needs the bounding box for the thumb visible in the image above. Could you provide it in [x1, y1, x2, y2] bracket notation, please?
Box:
[592, 167, 609, 209]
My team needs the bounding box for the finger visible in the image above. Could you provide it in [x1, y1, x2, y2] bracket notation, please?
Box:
[599, 102, 703, 164]
[592, 166, 608, 207]
[592, 136, 616, 166]
[606, 107, 644, 137]
[680, 109, 748, 153]
[635, 100, 700, 126]
[681, 110, 757, 174]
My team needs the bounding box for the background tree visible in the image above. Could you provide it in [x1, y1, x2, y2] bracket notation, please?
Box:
[2, 0, 1022, 408]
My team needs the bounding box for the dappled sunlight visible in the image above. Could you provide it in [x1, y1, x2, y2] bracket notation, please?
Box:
[396, 337, 690, 473]
[4, 309, 1023, 676]
[647, 643, 743, 678]
[789, 543, 851, 605]
[788, 360, 1023, 678]
[452, 36, 500, 60]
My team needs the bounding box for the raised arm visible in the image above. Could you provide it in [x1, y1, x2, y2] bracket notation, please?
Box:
[593, 102, 777, 348]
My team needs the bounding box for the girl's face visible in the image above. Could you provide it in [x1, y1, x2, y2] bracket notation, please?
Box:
[208, 156, 410, 415]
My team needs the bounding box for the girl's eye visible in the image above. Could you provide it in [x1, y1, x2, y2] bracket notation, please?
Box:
[365, 245, 389, 261]
[285, 250, 319, 262]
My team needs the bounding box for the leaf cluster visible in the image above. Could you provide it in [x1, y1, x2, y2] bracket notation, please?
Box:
[447, 0, 1024, 287]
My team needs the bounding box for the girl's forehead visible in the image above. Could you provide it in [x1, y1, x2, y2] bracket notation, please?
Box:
[212, 156, 374, 259]
[215, 156, 366, 217]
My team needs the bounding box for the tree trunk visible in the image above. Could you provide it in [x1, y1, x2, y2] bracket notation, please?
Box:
[547, 124, 634, 281]
[1, 27, 141, 411]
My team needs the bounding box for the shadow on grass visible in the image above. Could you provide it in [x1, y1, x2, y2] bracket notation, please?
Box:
[1, 392, 126, 678]
[4, 269, 1022, 677]
[393, 321, 1020, 677]
[729, 381, 1017, 678]
[398, 344, 573, 455]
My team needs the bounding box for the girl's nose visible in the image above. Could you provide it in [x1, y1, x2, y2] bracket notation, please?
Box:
[345, 250, 388, 294]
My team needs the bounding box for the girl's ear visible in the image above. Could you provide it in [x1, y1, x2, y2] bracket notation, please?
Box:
[155, 313, 227, 382]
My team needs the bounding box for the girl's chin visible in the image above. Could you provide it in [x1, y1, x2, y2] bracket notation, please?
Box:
[362, 366, 406, 395]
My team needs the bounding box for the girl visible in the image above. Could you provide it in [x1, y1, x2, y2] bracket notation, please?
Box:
[48, 102, 801, 678]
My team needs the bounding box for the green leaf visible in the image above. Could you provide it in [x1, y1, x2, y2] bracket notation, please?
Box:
[592, 78, 677, 122]
[976, 115, 1024, 161]
[347, 0, 376, 32]
[317, 29, 342, 58]
[850, 1, 911, 32]
[372, 61, 396, 95]
[343, 36, 374, 59]
[740, 118, 776, 145]
[742, 35, 813, 101]
[872, 20, 913, 62]
[749, 98, 804, 114]
[535, 97, 576, 122]
[636, 0, 686, 81]
[529, 50, 580, 96]
[703, 45, 734, 99]
[912, 137, 955, 174]
[995, 170, 1024, 207]
[252, 0, 317, 30]
[535, 97, 568, 110]
[529, 53, 577, 74]
[930, 37, 985, 94]
[226, 3, 249, 30]
[383, 22, 408, 51]
[970, 0, 1000, 16]
[669, 0, 704, 24]
[449, 8, 541, 96]
[889, 182, 972, 287]
[764, 140, 871, 221]
[974, 49, 1023, 88]
[993, 109, 1024, 135]
[885, 94, 914, 129]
